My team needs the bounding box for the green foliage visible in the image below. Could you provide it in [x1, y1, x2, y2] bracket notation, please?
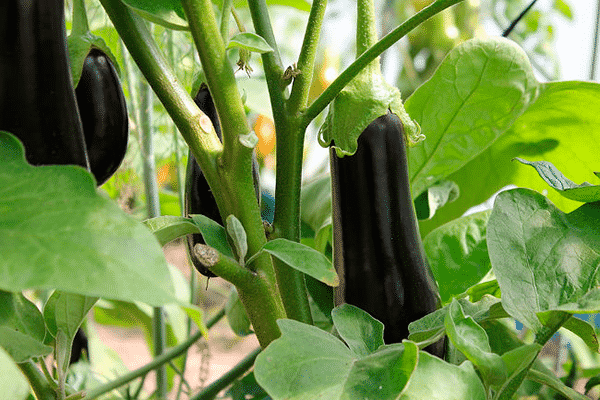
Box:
[0, 132, 178, 307]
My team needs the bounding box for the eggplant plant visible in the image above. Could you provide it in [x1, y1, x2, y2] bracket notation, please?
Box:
[3, 0, 600, 399]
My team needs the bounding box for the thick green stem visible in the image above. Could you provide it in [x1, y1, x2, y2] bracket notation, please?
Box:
[182, 0, 285, 346]
[19, 360, 56, 400]
[71, 0, 90, 36]
[83, 309, 226, 400]
[245, 0, 312, 325]
[190, 347, 261, 400]
[303, 0, 464, 126]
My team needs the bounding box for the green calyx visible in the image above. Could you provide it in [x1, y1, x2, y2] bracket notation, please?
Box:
[318, 68, 422, 157]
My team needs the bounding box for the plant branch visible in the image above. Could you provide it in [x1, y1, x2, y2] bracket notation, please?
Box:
[71, 0, 90, 36]
[83, 309, 226, 399]
[19, 360, 56, 400]
[219, 0, 234, 39]
[268, 0, 330, 326]
[302, 0, 464, 126]
[98, 0, 223, 197]
[190, 347, 261, 400]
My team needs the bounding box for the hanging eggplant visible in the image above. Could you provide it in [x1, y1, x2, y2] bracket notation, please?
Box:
[75, 47, 129, 186]
[330, 110, 444, 356]
[0, 0, 89, 168]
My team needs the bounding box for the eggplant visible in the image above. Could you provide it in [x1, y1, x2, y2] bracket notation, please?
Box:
[330, 110, 444, 356]
[75, 47, 129, 186]
[185, 84, 260, 277]
[0, 0, 89, 168]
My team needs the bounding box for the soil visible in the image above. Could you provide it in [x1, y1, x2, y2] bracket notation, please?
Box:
[93, 239, 260, 399]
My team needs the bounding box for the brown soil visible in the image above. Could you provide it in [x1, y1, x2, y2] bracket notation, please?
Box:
[93, 239, 260, 399]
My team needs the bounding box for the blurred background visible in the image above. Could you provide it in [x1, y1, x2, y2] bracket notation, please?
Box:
[64, 0, 600, 398]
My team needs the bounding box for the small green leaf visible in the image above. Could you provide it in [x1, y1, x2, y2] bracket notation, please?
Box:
[399, 354, 486, 399]
[340, 342, 418, 400]
[121, 0, 188, 30]
[239, 131, 259, 149]
[43, 291, 97, 341]
[0, 291, 47, 344]
[423, 210, 492, 303]
[0, 347, 29, 400]
[254, 319, 355, 399]
[227, 32, 274, 54]
[225, 287, 252, 336]
[408, 295, 503, 345]
[226, 215, 248, 264]
[331, 304, 384, 358]
[0, 327, 52, 363]
[415, 180, 459, 220]
[514, 157, 600, 202]
[444, 300, 507, 388]
[527, 367, 588, 400]
[189, 214, 234, 259]
[143, 216, 199, 246]
[261, 239, 339, 286]
[496, 344, 542, 400]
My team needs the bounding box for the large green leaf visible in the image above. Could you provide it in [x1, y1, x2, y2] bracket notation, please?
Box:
[419, 81, 600, 236]
[423, 210, 492, 302]
[0, 347, 29, 400]
[488, 189, 600, 331]
[331, 304, 384, 358]
[399, 354, 486, 400]
[0, 131, 177, 307]
[444, 300, 507, 388]
[406, 37, 539, 199]
[254, 318, 419, 400]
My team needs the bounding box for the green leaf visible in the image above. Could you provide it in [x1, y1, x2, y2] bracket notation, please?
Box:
[0, 291, 46, 343]
[415, 180, 459, 220]
[528, 367, 588, 400]
[0, 327, 52, 363]
[444, 300, 507, 388]
[121, 0, 188, 30]
[225, 287, 252, 336]
[553, 0, 573, 20]
[540, 313, 599, 352]
[419, 81, 600, 238]
[260, 239, 339, 286]
[143, 216, 199, 246]
[340, 342, 418, 400]
[406, 37, 539, 200]
[399, 354, 486, 399]
[226, 215, 248, 264]
[496, 344, 542, 400]
[0, 347, 29, 400]
[0, 132, 177, 307]
[254, 319, 356, 399]
[300, 174, 332, 234]
[488, 189, 600, 331]
[514, 157, 600, 202]
[408, 295, 504, 345]
[227, 33, 274, 54]
[43, 292, 97, 372]
[254, 317, 419, 400]
[189, 214, 234, 258]
[423, 210, 492, 302]
[331, 304, 384, 358]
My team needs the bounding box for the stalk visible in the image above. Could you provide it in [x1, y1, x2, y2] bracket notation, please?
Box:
[245, 0, 313, 324]
[303, 0, 464, 127]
